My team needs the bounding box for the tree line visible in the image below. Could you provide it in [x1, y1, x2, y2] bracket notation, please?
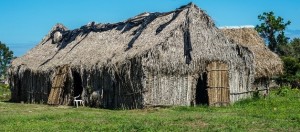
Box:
[256, 12, 300, 88]
[0, 41, 13, 80]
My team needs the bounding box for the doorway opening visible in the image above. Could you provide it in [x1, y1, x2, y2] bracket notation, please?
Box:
[196, 72, 209, 105]
[72, 71, 83, 98]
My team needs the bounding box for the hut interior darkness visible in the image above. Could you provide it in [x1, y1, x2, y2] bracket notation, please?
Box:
[8, 3, 279, 109]
[195, 72, 208, 105]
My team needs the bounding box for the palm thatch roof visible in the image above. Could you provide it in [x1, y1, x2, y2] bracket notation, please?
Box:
[221, 27, 283, 78]
[10, 3, 253, 76]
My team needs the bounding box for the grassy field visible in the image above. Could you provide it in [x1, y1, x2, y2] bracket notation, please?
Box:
[0, 87, 300, 131]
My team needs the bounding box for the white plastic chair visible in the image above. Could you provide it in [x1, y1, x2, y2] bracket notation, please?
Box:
[74, 95, 84, 108]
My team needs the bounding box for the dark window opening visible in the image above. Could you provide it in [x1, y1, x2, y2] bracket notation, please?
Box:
[73, 71, 83, 98]
[196, 72, 209, 105]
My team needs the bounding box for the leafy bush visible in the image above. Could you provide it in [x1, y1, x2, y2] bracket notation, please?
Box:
[0, 84, 10, 101]
[276, 56, 300, 88]
[276, 86, 291, 96]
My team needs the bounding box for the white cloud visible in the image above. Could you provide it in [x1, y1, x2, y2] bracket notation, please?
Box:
[218, 25, 255, 29]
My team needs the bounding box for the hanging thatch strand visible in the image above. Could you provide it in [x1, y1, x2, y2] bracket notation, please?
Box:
[9, 3, 258, 109]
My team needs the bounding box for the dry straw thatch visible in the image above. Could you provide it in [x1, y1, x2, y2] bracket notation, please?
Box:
[9, 3, 257, 108]
[221, 28, 283, 78]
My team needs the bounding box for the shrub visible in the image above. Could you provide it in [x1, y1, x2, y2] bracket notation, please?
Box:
[276, 86, 291, 96]
[0, 84, 10, 101]
[276, 56, 300, 88]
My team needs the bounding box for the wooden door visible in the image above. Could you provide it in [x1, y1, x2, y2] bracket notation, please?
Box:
[47, 65, 69, 105]
[206, 62, 229, 106]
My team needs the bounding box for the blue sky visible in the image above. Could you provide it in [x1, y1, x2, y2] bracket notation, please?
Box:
[1, 0, 300, 56]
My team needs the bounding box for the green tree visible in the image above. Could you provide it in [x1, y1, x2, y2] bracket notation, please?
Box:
[277, 38, 300, 58]
[276, 39, 300, 88]
[290, 38, 300, 58]
[277, 56, 300, 88]
[255, 12, 291, 54]
[0, 41, 14, 78]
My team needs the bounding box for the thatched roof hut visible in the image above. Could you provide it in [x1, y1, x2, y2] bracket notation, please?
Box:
[221, 27, 283, 92]
[221, 27, 283, 78]
[9, 3, 256, 108]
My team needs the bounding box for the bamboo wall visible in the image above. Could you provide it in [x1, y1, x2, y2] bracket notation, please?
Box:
[75, 57, 146, 109]
[9, 58, 258, 108]
[229, 65, 253, 103]
[9, 69, 52, 104]
[143, 73, 193, 106]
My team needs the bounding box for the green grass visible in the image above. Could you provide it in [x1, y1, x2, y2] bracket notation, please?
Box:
[0, 88, 300, 131]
